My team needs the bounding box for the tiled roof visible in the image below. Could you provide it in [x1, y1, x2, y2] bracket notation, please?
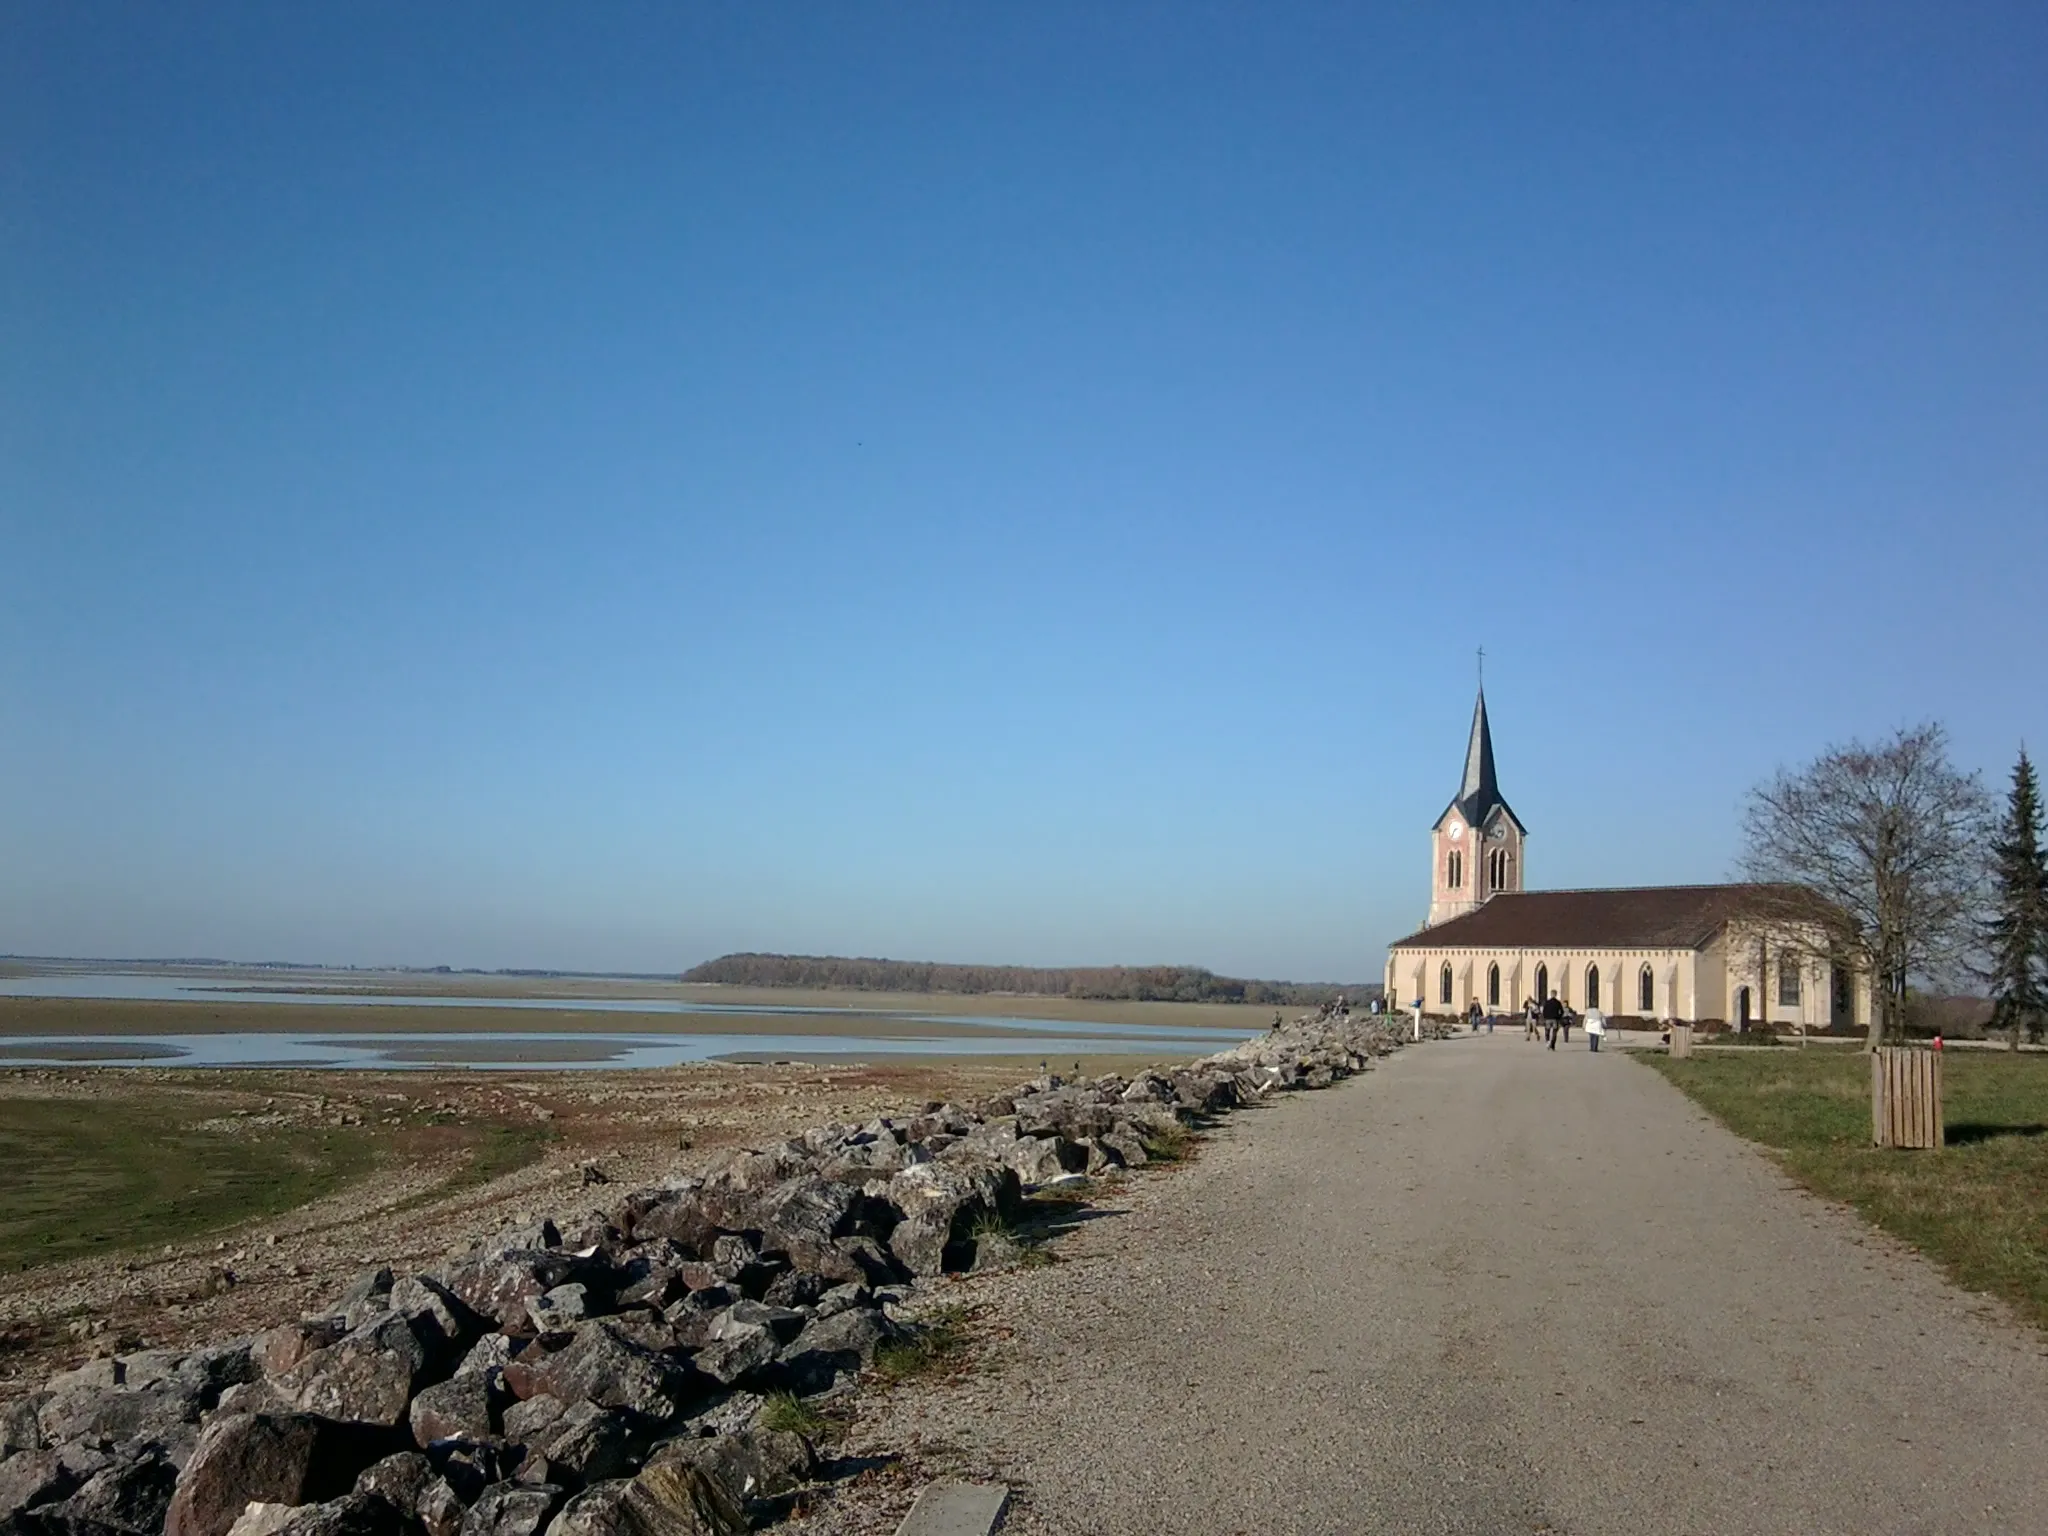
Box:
[1387, 884, 1818, 951]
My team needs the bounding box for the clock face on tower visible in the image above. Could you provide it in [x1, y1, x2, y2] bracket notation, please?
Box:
[1447, 822, 1463, 841]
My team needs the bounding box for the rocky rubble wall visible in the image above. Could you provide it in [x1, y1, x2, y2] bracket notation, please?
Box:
[0, 1008, 1439, 1536]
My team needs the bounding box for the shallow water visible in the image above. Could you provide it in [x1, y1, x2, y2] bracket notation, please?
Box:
[0, 1029, 1246, 1071]
[0, 972, 1247, 1041]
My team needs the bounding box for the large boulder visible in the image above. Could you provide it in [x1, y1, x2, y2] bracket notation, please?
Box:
[353, 1454, 463, 1536]
[524, 1404, 638, 1489]
[644, 1431, 813, 1502]
[274, 1313, 439, 1428]
[165, 1414, 400, 1536]
[1, 1449, 72, 1524]
[884, 1159, 1021, 1276]
[746, 1176, 858, 1271]
[500, 1325, 695, 1422]
[36, 1379, 204, 1450]
[409, 1375, 500, 1449]
[34, 1450, 181, 1536]
[619, 1464, 743, 1536]
[542, 1481, 630, 1536]
[776, 1308, 895, 1394]
[440, 1253, 589, 1339]
[459, 1484, 562, 1536]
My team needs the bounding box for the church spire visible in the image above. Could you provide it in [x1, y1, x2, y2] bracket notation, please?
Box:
[1459, 689, 1498, 815]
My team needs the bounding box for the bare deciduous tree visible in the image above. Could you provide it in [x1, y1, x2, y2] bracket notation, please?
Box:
[1739, 723, 1992, 1049]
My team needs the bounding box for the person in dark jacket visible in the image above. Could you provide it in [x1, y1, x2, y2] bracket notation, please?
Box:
[1541, 993, 1564, 1050]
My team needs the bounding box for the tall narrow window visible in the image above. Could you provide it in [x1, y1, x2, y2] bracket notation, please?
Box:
[1585, 965, 1600, 1010]
[1778, 960, 1801, 1007]
[1490, 849, 1506, 888]
[1487, 964, 1500, 1007]
[1534, 964, 1548, 1002]
[1639, 964, 1655, 1014]
[1446, 851, 1463, 889]
[1440, 963, 1454, 1006]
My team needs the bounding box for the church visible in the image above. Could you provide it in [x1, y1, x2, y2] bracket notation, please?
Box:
[1383, 693, 1871, 1031]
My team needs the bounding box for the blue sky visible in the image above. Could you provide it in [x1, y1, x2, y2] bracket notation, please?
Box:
[3, 3, 2044, 979]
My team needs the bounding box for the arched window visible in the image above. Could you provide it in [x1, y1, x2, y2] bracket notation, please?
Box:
[1778, 960, 1801, 1007]
[1440, 963, 1454, 1006]
[1585, 965, 1600, 1010]
[1489, 850, 1505, 888]
[1639, 964, 1655, 1014]
[1487, 964, 1501, 1007]
[1446, 851, 1463, 889]
[1534, 963, 1549, 1002]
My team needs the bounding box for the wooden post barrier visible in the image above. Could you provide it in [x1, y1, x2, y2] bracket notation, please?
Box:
[1872, 1046, 1944, 1149]
[1669, 1024, 1692, 1059]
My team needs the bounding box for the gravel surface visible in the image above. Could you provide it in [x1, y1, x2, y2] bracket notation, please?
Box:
[803, 1033, 2048, 1535]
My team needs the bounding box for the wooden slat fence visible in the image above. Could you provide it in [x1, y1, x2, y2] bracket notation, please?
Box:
[1871, 1046, 1943, 1149]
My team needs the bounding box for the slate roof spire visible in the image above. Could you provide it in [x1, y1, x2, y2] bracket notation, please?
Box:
[1441, 688, 1520, 832]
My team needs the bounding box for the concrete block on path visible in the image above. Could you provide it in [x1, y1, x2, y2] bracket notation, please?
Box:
[893, 1481, 1010, 1536]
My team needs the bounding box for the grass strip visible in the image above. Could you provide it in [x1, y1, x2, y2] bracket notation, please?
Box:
[1645, 1050, 2048, 1330]
[0, 1094, 381, 1272]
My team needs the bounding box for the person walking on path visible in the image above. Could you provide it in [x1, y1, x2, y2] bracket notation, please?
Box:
[1468, 1000, 1484, 1033]
[1584, 1006, 1606, 1052]
[1541, 993, 1564, 1050]
[1524, 999, 1540, 1041]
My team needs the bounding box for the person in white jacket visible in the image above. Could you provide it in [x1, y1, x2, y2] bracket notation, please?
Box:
[1584, 1006, 1607, 1052]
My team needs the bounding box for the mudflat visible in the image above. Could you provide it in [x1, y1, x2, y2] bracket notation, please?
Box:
[0, 993, 1278, 1037]
[827, 1031, 2048, 1535]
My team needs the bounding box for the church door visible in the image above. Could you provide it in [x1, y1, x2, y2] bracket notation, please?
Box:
[1737, 986, 1752, 1029]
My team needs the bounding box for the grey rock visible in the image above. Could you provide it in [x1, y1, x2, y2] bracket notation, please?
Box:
[37, 1379, 204, 1450]
[526, 1286, 589, 1336]
[454, 1336, 519, 1382]
[884, 1159, 1021, 1276]
[646, 1430, 814, 1501]
[541, 1480, 628, 1536]
[777, 1308, 895, 1393]
[500, 1325, 695, 1422]
[618, 1463, 744, 1536]
[529, 1404, 637, 1489]
[275, 1313, 436, 1427]
[260, 1322, 349, 1378]
[165, 1414, 399, 1536]
[36, 1450, 180, 1536]
[409, 1376, 499, 1449]
[392, 1277, 478, 1350]
[1, 1399, 47, 1457]
[0, 1449, 71, 1519]
[459, 1483, 562, 1536]
[688, 1332, 778, 1391]
[500, 1397, 568, 1445]
[269, 1492, 410, 1536]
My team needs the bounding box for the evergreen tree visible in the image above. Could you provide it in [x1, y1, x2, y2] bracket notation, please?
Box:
[1985, 749, 2048, 1048]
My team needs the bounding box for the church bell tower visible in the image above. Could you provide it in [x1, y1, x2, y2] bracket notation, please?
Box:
[1426, 689, 1526, 927]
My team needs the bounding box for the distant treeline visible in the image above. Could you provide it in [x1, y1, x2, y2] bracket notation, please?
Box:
[681, 953, 1378, 1007]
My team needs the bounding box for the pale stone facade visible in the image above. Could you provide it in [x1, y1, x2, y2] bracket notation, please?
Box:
[1387, 692, 1871, 1029]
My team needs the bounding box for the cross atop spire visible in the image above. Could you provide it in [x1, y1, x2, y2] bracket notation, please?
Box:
[1438, 687, 1520, 836]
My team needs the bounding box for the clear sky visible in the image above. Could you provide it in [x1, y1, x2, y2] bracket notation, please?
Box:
[3, 3, 2044, 979]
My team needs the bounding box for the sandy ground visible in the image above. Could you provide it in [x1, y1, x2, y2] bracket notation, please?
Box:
[797, 1031, 2048, 1535]
[0, 1054, 1158, 1393]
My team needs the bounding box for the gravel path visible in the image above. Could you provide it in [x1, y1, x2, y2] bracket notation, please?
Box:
[831, 1033, 2048, 1535]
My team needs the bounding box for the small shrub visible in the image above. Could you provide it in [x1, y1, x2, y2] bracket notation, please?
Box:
[758, 1390, 829, 1437]
[1143, 1123, 1196, 1163]
[874, 1306, 971, 1383]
